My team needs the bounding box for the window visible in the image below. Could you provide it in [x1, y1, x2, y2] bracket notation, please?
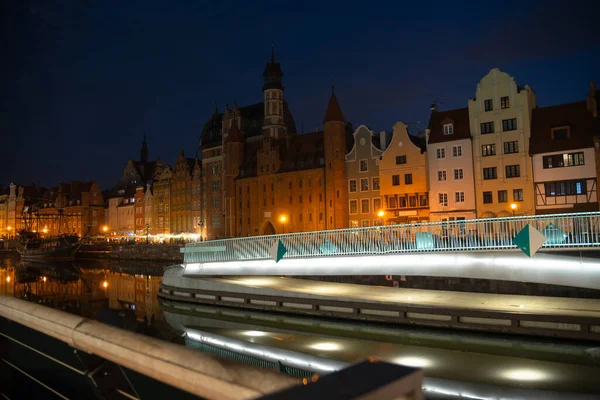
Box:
[420, 194, 428, 206]
[504, 141, 519, 154]
[482, 144, 496, 156]
[361, 220, 370, 227]
[389, 197, 397, 208]
[505, 165, 520, 178]
[438, 193, 448, 206]
[502, 118, 517, 131]
[309, 194, 312, 203]
[544, 180, 587, 196]
[349, 200, 358, 214]
[513, 189, 523, 201]
[373, 198, 382, 211]
[480, 122, 495, 134]
[501, 96, 510, 109]
[453, 169, 464, 180]
[289, 181, 292, 190]
[405, 174, 413, 184]
[443, 123, 453, 135]
[298, 179, 303, 188]
[399, 197, 407, 207]
[212, 181, 220, 192]
[498, 190, 508, 203]
[455, 192, 465, 203]
[392, 175, 400, 186]
[349, 179, 357, 192]
[372, 177, 380, 190]
[373, 219, 382, 226]
[359, 159, 368, 172]
[350, 220, 359, 228]
[437, 170, 447, 181]
[483, 167, 497, 180]
[361, 199, 370, 214]
[299, 195, 303, 204]
[361, 178, 369, 191]
[484, 99, 493, 111]
[337, 189, 340, 198]
[551, 127, 569, 140]
[409, 196, 416, 207]
[436, 148, 446, 159]
[396, 155, 407, 164]
[483, 191, 493, 204]
[543, 152, 585, 169]
[452, 145, 462, 157]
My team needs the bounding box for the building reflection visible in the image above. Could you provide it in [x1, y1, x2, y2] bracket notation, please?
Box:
[0, 260, 164, 327]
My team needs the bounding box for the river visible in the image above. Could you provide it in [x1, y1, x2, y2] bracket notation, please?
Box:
[1, 252, 598, 399]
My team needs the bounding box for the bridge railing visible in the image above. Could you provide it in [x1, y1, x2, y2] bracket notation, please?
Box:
[183, 212, 600, 263]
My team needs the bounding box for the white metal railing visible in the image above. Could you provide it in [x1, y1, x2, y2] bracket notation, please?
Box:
[183, 212, 600, 264]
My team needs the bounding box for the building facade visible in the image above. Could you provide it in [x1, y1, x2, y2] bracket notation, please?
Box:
[171, 150, 196, 234]
[134, 186, 145, 235]
[379, 122, 429, 223]
[530, 93, 599, 214]
[345, 125, 385, 227]
[199, 49, 348, 238]
[469, 69, 537, 218]
[426, 107, 477, 222]
[153, 166, 172, 235]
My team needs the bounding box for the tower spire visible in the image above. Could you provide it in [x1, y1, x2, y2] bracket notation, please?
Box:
[140, 134, 149, 163]
[271, 42, 275, 63]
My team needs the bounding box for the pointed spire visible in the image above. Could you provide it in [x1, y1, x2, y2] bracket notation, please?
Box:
[271, 42, 275, 63]
[225, 118, 242, 143]
[323, 88, 345, 124]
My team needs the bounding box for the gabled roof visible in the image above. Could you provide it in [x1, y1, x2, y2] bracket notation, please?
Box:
[427, 107, 471, 144]
[225, 118, 242, 143]
[530, 101, 595, 154]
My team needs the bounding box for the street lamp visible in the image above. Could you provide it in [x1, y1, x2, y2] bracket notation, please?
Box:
[102, 225, 108, 233]
[279, 215, 288, 234]
[510, 203, 518, 216]
[377, 210, 385, 218]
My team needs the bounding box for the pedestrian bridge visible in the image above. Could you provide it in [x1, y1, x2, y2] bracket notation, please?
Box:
[178, 212, 600, 290]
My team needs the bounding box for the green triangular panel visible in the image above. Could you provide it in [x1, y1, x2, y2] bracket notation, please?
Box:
[270, 239, 287, 263]
[513, 224, 547, 257]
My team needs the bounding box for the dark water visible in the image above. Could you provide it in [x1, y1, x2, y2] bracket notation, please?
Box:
[1, 252, 599, 399]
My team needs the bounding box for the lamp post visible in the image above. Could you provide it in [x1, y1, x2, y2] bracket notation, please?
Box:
[510, 203, 518, 216]
[279, 215, 288, 234]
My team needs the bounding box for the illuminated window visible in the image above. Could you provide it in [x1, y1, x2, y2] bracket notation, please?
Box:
[443, 124, 453, 135]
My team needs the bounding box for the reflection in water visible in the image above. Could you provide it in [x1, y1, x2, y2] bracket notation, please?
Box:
[0, 253, 179, 342]
[1, 252, 600, 399]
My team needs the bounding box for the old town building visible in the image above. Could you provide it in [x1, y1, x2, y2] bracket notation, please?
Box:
[143, 183, 154, 234]
[153, 166, 172, 234]
[134, 186, 145, 235]
[379, 122, 429, 223]
[469, 69, 537, 218]
[116, 136, 164, 190]
[199, 49, 349, 238]
[0, 189, 8, 238]
[345, 125, 386, 227]
[170, 150, 198, 234]
[426, 106, 477, 222]
[191, 160, 202, 236]
[530, 84, 599, 214]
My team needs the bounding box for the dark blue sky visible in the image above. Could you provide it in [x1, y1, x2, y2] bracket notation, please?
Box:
[2, 0, 599, 190]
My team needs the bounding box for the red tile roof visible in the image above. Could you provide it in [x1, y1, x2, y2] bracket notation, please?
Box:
[530, 101, 595, 154]
[427, 107, 471, 144]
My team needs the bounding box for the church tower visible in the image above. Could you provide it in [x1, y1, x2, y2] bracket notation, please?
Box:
[323, 87, 348, 229]
[262, 45, 286, 139]
[140, 135, 148, 163]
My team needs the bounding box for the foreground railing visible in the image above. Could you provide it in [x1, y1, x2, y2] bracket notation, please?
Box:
[183, 212, 600, 263]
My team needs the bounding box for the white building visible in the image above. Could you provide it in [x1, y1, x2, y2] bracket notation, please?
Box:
[426, 106, 476, 222]
[530, 94, 598, 214]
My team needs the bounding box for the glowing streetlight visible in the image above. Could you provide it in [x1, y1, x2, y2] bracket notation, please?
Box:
[377, 210, 385, 218]
[510, 203, 518, 216]
[6, 276, 10, 283]
[7, 226, 11, 231]
[279, 215, 287, 223]
[102, 225, 108, 232]
[102, 280, 108, 289]
[42, 227, 48, 234]
[42, 276, 47, 282]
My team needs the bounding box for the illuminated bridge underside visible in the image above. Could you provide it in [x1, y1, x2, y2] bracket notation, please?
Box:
[183, 250, 600, 291]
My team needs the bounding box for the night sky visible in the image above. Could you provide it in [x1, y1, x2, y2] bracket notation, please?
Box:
[2, 0, 599, 190]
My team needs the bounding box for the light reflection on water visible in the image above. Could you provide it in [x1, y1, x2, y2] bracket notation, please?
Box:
[1, 253, 599, 398]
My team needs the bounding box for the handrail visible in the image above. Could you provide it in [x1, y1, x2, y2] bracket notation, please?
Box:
[0, 295, 298, 400]
[183, 212, 600, 263]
